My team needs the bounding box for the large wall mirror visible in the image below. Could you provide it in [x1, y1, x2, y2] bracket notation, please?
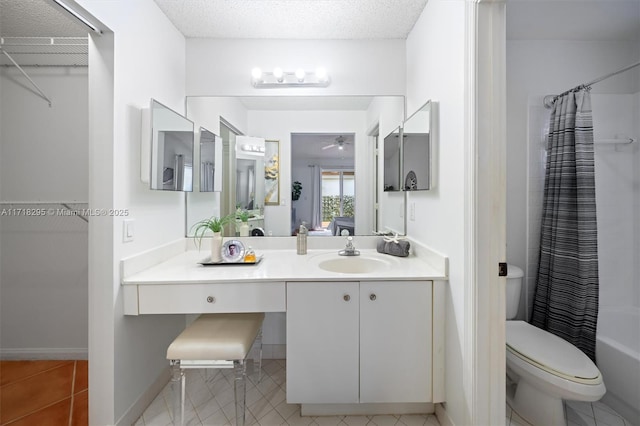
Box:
[402, 100, 434, 191]
[185, 96, 405, 237]
[149, 99, 194, 191]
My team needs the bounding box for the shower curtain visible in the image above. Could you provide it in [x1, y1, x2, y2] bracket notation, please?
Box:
[531, 89, 600, 361]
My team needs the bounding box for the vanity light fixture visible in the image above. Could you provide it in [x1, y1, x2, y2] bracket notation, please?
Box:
[251, 66, 331, 88]
[52, 0, 102, 34]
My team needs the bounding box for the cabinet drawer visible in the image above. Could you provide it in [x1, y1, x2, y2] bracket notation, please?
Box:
[137, 282, 286, 314]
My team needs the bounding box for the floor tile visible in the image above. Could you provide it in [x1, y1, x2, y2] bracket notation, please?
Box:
[0, 361, 74, 424]
[342, 415, 371, 426]
[314, 416, 344, 426]
[397, 414, 427, 426]
[3, 397, 71, 426]
[368, 415, 399, 426]
[592, 406, 626, 426]
[71, 389, 89, 426]
[0, 360, 71, 387]
[73, 360, 88, 394]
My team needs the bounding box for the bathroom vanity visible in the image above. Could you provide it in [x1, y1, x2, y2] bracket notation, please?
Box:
[122, 245, 447, 415]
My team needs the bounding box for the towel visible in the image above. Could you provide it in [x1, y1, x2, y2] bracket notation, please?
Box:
[376, 237, 410, 257]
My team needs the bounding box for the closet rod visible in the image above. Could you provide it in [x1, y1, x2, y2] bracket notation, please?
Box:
[544, 60, 640, 108]
[0, 48, 52, 107]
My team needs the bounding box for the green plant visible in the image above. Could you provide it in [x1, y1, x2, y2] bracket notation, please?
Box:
[292, 181, 303, 201]
[191, 214, 233, 248]
[237, 209, 250, 223]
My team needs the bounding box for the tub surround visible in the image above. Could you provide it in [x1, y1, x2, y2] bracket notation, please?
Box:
[120, 237, 447, 416]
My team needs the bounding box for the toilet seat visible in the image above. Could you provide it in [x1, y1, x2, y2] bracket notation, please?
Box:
[506, 321, 602, 385]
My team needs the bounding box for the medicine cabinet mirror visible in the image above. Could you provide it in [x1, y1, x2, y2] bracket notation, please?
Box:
[149, 99, 194, 191]
[383, 126, 402, 192]
[402, 100, 433, 191]
[199, 127, 221, 192]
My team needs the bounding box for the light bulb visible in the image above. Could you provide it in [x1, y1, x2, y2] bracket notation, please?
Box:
[315, 67, 328, 82]
[338, 145, 344, 150]
[273, 67, 284, 82]
[295, 68, 305, 82]
[251, 67, 262, 81]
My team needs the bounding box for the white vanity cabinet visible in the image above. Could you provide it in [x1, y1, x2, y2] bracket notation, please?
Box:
[286, 280, 433, 405]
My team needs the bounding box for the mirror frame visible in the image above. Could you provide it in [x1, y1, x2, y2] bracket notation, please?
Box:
[402, 100, 435, 191]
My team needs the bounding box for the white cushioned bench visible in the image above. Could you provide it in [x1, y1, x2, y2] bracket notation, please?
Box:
[167, 313, 265, 426]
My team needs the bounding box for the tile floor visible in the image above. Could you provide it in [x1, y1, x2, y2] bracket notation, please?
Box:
[0, 359, 88, 426]
[135, 360, 441, 426]
[506, 390, 635, 426]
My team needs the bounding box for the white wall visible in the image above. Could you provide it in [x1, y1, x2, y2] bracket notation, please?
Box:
[76, 0, 188, 423]
[405, 0, 470, 424]
[592, 94, 640, 309]
[0, 68, 88, 358]
[186, 39, 406, 96]
[507, 39, 640, 318]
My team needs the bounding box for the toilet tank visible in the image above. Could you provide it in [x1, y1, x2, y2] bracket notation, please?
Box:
[506, 264, 524, 320]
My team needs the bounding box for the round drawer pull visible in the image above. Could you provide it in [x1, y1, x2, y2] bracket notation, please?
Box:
[369, 293, 377, 301]
[343, 294, 351, 302]
[206, 296, 216, 303]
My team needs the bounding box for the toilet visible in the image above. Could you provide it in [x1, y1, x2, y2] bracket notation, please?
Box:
[505, 264, 606, 426]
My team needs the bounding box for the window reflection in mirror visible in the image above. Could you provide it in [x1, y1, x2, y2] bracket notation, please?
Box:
[150, 99, 194, 191]
[185, 96, 405, 237]
[402, 101, 432, 191]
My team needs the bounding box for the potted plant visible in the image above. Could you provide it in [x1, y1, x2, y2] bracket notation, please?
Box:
[237, 209, 250, 236]
[191, 214, 233, 262]
[292, 181, 302, 201]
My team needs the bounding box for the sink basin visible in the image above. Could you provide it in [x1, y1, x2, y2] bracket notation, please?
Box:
[317, 257, 390, 274]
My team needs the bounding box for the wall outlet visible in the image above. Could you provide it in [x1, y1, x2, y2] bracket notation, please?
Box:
[123, 219, 135, 243]
[410, 203, 416, 221]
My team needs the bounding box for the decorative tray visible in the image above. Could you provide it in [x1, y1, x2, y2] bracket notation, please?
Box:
[199, 255, 263, 266]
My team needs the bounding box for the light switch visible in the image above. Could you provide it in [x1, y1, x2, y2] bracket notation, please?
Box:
[410, 203, 416, 221]
[123, 219, 135, 242]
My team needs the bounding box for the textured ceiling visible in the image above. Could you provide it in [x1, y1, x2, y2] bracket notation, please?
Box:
[0, 0, 87, 37]
[153, 0, 429, 39]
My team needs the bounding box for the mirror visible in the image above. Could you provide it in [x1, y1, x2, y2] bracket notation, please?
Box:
[383, 126, 402, 192]
[402, 100, 432, 191]
[185, 96, 405, 237]
[149, 99, 194, 191]
[199, 127, 221, 192]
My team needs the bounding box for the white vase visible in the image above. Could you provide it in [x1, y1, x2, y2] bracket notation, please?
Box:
[239, 222, 250, 237]
[210, 232, 223, 262]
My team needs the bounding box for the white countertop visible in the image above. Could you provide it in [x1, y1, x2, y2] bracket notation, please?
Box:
[122, 248, 447, 285]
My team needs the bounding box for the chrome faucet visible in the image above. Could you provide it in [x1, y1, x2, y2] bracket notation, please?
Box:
[338, 236, 360, 256]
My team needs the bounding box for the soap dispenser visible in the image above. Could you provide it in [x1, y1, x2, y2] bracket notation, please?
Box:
[297, 222, 308, 255]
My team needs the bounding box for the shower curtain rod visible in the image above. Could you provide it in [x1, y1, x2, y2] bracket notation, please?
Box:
[543, 60, 640, 108]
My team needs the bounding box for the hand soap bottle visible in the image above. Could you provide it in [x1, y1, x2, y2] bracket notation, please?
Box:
[297, 222, 308, 255]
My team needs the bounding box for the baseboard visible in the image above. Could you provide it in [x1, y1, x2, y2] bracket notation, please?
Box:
[116, 366, 171, 426]
[0, 348, 88, 360]
[301, 403, 434, 416]
[435, 403, 454, 426]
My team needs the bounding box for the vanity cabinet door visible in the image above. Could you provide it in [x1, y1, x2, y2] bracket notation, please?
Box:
[286, 281, 359, 404]
[359, 280, 432, 403]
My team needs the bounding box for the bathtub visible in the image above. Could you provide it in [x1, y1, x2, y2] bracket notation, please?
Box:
[596, 306, 640, 425]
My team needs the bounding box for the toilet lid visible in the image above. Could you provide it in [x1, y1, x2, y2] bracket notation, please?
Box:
[506, 321, 601, 381]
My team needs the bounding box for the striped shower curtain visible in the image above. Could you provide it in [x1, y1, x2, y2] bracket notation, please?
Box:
[530, 89, 600, 361]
